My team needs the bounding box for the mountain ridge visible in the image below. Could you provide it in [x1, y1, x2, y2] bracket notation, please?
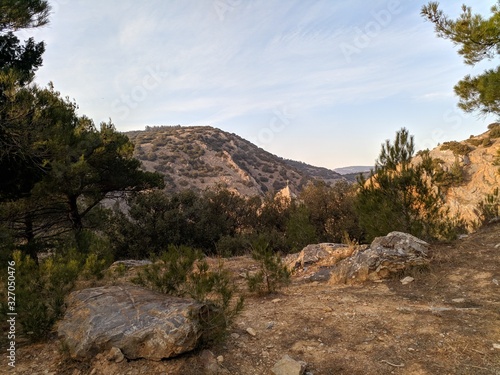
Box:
[126, 125, 345, 196]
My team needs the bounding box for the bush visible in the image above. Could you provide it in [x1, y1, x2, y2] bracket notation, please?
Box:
[488, 123, 500, 138]
[440, 141, 472, 156]
[476, 188, 500, 225]
[133, 245, 201, 295]
[0, 250, 82, 341]
[132, 245, 244, 345]
[215, 235, 249, 257]
[246, 236, 290, 295]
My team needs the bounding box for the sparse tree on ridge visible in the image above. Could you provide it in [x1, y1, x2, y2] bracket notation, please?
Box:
[422, 2, 500, 116]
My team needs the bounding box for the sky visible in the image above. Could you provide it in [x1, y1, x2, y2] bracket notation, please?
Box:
[17, 0, 499, 169]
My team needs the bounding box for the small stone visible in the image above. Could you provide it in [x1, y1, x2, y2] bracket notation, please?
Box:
[230, 333, 240, 339]
[246, 327, 257, 337]
[400, 276, 414, 285]
[493, 343, 500, 350]
[272, 298, 281, 303]
[493, 279, 499, 286]
[217, 355, 224, 363]
[267, 344, 274, 349]
[266, 321, 276, 329]
[271, 354, 307, 375]
[452, 298, 466, 303]
[106, 347, 125, 363]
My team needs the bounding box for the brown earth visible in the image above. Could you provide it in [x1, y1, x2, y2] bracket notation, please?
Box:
[2, 223, 500, 375]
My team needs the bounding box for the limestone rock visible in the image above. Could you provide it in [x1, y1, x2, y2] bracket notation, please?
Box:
[400, 276, 414, 285]
[58, 285, 207, 360]
[106, 347, 125, 363]
[329, 232, 430, 284]
[246, 327, 257, 337]
[285, 243, 352, 271]
[271, 354, 307, 375]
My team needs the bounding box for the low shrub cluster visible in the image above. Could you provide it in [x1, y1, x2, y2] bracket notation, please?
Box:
[132, 245, 244, 345]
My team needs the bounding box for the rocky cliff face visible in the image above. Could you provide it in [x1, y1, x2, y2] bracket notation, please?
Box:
[126, 126, 344, 196]
[416, 126, 500, 228]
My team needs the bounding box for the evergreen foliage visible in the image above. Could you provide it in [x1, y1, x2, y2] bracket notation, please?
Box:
[133, 245, 244, 345]
[476, 188, 500, 224]
[246, 236, 290, 295]
[356, 128, 458, 242]
[422, 2, 500, 116]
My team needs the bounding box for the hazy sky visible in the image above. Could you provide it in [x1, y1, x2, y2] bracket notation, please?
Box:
[19, 0, 498, 169]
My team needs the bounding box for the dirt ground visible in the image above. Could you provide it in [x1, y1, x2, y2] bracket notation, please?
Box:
[2, 223, 500, 375]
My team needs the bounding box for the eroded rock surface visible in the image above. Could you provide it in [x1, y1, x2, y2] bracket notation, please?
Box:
[329, 232, 430, 284]
[58, 285, 206, 361]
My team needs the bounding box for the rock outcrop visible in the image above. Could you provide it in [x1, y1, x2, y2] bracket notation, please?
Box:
[58, 285, 207, 361]
[285, 243, 353, 272]
[413, 128, 500, 229]
[329, 232, 430, 284]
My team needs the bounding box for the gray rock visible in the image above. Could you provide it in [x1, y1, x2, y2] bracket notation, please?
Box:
[308, 267, 332, 282]
[58, 285, 207, 360]
[271, 355, 307, 375]
[329, 232, 430, 284]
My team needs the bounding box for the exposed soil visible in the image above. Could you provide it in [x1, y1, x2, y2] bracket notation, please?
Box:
[2, 223, 500, 375]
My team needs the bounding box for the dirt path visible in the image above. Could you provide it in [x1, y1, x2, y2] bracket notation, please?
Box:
[2, 223, 500, 374]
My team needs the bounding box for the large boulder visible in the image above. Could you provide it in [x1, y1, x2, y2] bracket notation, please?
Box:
[285, 243, 353, 271]
[329, 232, 430, 284]
[58, 285, 207, 361]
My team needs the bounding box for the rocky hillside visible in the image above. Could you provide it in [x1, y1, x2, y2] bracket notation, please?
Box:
[126, 126, 344, 196]
[415, 124, 500, 228]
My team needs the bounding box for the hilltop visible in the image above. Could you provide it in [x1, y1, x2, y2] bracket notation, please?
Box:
[126, 126, 344, 196]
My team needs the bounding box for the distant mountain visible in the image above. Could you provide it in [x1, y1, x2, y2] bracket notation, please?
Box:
[126, 126, 344, 196]
[333, 166, 373, 175]
[333, 166, 373, 182]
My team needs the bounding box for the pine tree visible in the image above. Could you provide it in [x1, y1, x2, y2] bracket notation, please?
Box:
[422, 2, 500, 116]
[356, 128, 455, 241]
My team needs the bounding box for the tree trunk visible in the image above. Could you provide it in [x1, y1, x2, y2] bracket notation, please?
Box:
[67, 195, 83, 232]
[24, 212, 38, 263]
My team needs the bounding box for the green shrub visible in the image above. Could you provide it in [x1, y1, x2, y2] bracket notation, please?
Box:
[0, 250, 83, 341]
[488, 123, 500, 138]
[133, 245, 201, 295]
[83, 253, 108, 280]
[476, 188, 500, 225]
[440, 141, 472, 156]
[133, 245, 244, 345]
[189, 259, 244, 345]
[247, 236, 290, 295]
[215, 235, 249, 257]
